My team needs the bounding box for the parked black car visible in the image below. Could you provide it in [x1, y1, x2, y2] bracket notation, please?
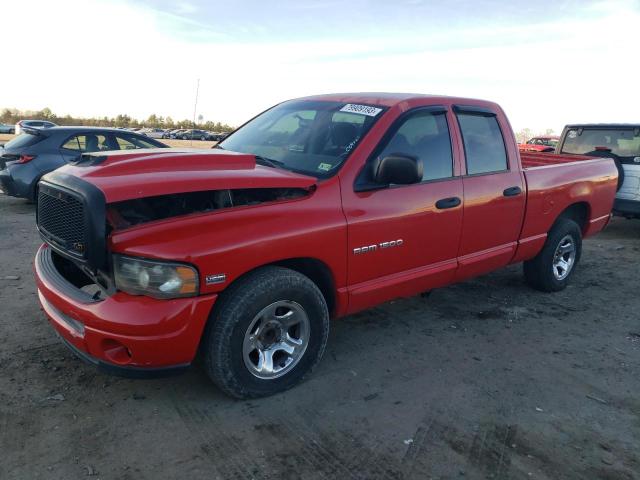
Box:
[180, 129, 212, 141]
[209, 132, 229, 142]
[162, 129, 179, 139]
[0, 126, 168, 201]
[169, 129, 188, 139]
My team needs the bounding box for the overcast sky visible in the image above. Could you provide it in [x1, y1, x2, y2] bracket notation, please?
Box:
[2, 0, 638, 132]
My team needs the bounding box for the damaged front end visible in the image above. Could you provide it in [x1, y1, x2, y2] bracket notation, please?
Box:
[107, 187, 312, 229]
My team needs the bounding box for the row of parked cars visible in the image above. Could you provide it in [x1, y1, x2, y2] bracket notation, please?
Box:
[0, 120, 229, 142]
[133, 127, 227, 141]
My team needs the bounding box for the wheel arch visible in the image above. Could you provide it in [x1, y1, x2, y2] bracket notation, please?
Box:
[270, 258, 337, 317]
[212, 257, 338, 318]
[555, 201, 590, 234]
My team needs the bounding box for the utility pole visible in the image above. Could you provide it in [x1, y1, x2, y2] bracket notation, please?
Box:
[191, 78, 200, 147]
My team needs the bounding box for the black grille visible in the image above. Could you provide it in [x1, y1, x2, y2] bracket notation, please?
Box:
[38, 187, 86, 257]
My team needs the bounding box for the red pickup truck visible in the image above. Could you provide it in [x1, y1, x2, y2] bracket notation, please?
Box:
[34, 93, 617, 398]
[518, 135, 560, 153]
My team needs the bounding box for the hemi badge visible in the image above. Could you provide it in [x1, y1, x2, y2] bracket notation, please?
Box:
[205, 273, 226, 285]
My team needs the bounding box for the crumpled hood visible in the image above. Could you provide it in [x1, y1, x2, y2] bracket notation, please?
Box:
[51, 148, 317, 203]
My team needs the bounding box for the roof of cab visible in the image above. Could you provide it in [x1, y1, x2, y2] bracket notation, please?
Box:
[292, 92, 493, 108]
[565, 123, 640, 129]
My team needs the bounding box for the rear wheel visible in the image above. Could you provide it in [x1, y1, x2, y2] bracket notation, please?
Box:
[524, 218, 582, 292]
[202, 266, 329, 399]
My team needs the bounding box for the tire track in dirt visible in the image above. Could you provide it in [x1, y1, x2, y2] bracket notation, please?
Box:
[249, 405, 399, 480]
[173, 402, 264, 479]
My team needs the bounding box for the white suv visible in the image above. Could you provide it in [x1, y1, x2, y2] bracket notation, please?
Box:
[558, 124, 640, 219]
[15, 120, 57, 135]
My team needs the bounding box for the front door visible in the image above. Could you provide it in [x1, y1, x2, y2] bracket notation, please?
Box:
[342, 107, 464, 313]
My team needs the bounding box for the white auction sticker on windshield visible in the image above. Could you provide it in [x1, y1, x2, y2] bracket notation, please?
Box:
[340, 104, 383, 117]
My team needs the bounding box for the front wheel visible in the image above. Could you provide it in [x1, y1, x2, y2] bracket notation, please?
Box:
[202, 266, 330, 399]
[524, 218, 582, 292]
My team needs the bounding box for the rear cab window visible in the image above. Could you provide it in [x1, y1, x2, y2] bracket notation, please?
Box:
[456, 111, 508, 175]
[561, 128, 640, 161]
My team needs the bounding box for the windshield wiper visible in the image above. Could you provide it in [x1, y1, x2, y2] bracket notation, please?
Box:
[254, 155, 287, 169]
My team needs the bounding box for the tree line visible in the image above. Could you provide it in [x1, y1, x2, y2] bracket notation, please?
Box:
[0, 108, 235, 132]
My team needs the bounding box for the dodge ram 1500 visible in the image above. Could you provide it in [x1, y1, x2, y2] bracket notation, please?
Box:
[34, 93, 618, 398]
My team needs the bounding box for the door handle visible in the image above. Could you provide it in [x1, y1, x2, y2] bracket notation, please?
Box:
[435, 197, 462, 209]
[503, 186, 522, 197]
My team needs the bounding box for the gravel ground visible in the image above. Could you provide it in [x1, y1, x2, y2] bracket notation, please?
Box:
[0, 192, 638, 480]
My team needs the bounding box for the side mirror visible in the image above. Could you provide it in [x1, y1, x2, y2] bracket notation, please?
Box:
[373, 154, 423, 186]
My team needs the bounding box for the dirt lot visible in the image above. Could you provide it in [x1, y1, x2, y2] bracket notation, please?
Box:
[0, 192, 639, 480]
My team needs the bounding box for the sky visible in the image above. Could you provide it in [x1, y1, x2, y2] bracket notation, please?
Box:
[1, 0, 639, 132]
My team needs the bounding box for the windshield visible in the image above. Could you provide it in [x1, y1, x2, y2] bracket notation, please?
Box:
[219, 100, 386, 177]
[3, 132, 44, 150]
[561, 128, 640, 159]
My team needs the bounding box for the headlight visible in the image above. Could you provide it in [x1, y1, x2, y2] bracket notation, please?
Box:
[113, 255, 199, 299]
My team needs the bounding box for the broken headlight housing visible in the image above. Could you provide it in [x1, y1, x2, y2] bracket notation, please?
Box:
[113, 255, 199, 299]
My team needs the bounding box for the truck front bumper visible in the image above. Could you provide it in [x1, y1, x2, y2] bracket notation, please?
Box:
[34, 243, 217, 377]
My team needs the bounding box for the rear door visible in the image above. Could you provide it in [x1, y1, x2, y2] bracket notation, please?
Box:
[343, 106, 464, 312]
[452, 105, 526, 281]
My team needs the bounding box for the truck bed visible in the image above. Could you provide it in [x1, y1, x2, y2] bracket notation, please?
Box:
[520, 152, 598, 169]
[518, 151, 618, 248]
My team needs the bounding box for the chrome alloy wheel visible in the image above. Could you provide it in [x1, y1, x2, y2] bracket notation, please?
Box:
[242, 300, 310, 379]
[552, 234, 576, 280]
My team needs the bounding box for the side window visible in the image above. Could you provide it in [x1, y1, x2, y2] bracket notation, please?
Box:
[116, 134, 158, 149]
[61, 136, 81, 151]
[115, 135, 137, 150]
[456, 113, 507, 175]
[61, 134, 111, 153]
[376, 110, 453, 181]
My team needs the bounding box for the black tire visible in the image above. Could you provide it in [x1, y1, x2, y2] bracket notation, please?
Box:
[524, 218, 582, 292]
[202, 266, 329, 399]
